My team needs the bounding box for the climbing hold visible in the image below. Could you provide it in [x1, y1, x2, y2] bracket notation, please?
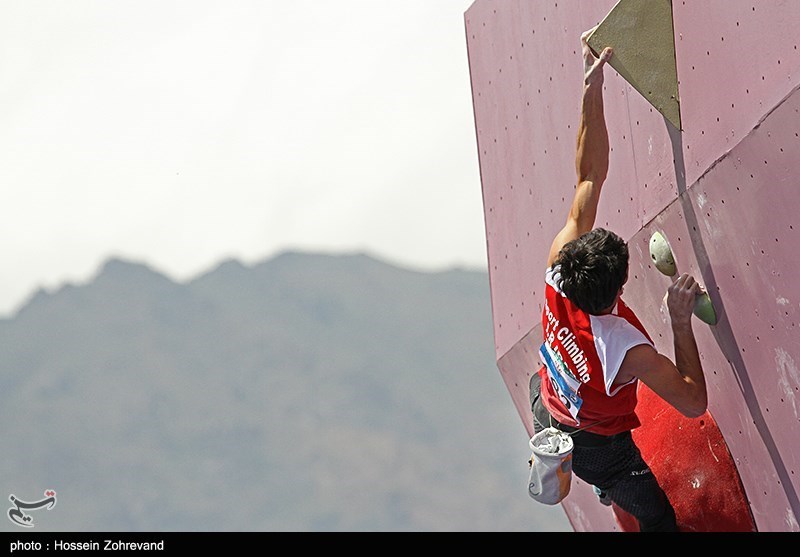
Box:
[693, 292, 718, 326]
[587, 0, 682, 130]
[649, 230, 716, 325]
[649, 231, 677, 277]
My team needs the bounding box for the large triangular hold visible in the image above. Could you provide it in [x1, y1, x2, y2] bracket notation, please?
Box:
[587, 0, 682, 130]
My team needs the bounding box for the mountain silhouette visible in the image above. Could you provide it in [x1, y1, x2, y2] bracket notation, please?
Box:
[0, 251, 570, 531]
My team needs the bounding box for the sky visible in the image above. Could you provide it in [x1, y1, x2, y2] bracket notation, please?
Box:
[0, 0, 484, 317]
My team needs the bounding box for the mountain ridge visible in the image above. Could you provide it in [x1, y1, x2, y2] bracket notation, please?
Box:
[0, 250, 570, 532]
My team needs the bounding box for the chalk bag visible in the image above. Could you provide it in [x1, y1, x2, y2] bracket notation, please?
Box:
[527, 426, 574, 505]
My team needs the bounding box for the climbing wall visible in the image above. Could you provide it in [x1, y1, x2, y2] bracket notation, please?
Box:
[466, 0, 800, 532]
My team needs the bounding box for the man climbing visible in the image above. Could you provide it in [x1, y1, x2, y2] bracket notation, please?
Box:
[529, 29, 709, 532]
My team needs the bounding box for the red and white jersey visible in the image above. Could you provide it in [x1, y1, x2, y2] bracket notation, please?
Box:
[539, 266, 654, 435]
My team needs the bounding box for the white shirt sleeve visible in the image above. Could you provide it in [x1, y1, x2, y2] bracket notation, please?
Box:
[545, 266, 563, 294]
[589, 314, 653, 396]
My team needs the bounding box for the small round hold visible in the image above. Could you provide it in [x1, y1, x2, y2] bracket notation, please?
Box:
[649, 231, 677, 276]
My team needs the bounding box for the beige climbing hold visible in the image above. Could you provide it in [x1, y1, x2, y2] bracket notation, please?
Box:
[649, 231, 677, 277]
[587, 0, 682, 130]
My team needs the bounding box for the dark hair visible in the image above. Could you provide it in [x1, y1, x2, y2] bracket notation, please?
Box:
[554, 228, 629, 314]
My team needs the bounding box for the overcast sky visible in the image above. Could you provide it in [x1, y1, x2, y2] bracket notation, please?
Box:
[0, 0, 483, 316]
